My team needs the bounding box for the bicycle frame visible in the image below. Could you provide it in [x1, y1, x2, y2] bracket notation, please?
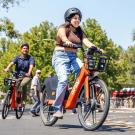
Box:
[46, 48, 108, 110]
[2, 72, 25, 119]
[47, 62, 94, 110]
[40, 48, 110, 130]
[10, 86, 18, 109]
[64, 63, 92, 109]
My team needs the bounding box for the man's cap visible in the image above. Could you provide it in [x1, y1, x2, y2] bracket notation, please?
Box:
[36, 70, 41, 74]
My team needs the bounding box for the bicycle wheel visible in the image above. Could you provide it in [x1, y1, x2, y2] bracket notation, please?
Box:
[40, 90, 58, 126]
[78, 78, 110, 131]
[15, 96, 25, 119]
[2, 90, 11, 119]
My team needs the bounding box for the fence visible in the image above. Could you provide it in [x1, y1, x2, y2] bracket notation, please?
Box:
[110, 96, 135, 108]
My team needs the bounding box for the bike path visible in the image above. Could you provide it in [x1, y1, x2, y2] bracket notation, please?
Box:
[0, 107, 135, 135]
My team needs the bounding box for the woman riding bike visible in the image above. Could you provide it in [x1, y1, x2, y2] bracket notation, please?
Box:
[52, 7, 103, 118]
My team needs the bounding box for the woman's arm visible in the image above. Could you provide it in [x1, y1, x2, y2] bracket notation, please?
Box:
[57, 27, 69, 43]
[82, 33, 98, 48]
[82, 37, 96, 48]
[83, 35, 104, 52]
[57, 27, 73, 46]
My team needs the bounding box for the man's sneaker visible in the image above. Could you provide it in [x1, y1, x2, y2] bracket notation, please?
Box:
[72, 108, 77, 114]
[53, 110, 63, 118]
[30, 109, 37, 116]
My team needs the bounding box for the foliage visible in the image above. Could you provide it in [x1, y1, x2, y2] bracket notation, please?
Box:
[0, 41, 20, 92]
[126, 45, 135, 82]
[0, 0, 24, 9]
[0, 18, 133, 92]
[22, 21, 57, 82]
[0, 17, 20, 39]
[82, 19, 129, 90]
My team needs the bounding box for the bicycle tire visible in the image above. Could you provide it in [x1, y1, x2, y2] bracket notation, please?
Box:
[40, 90, 58, 126]
[15, 104, 25, 119]
[78, 78, 110, 131]
[2, 90, 11, 119]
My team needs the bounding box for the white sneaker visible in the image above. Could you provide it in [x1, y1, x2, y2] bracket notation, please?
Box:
[53, 110, 63, 118]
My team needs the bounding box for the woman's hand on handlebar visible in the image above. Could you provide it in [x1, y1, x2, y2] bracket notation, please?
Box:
[87, 46, 105, 55]
[99, 48, 105, 54]
[64, 40, 74, 47]
[62, 42, 82, 49]
[94, 46, 104, 53]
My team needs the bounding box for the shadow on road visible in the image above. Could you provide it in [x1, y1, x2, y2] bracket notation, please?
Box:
[55, 124, 82, 129]
[98, 125, 128, 132]
[54, 124, 135, 132]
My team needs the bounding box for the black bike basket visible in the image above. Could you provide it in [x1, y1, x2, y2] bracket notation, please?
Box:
[97, 57, 107, 71]
[4, 78, 16, 86]
[87, 56, 107, 71]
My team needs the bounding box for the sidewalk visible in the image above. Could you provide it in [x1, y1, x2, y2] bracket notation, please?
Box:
[109, 107, 135, 113]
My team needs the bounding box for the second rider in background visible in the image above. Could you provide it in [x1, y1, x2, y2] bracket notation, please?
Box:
[52, 7, 102, 118]
[4, 43, 35, 104]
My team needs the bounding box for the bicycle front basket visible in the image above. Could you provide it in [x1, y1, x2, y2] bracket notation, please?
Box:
[87, 56, 96, 70]
[4, 78, 11, 86]
[87, 56, 107, 71]
[4, 78, 16, 86]
[97, 57, 107, 71]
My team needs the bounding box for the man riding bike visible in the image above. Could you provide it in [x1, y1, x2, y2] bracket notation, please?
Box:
[52, 7, 103, 118]
[4, 43, 35, 104]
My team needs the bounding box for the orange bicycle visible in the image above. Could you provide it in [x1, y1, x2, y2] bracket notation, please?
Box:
[40, 45, 110, 131]
[2, 71, 25, 119]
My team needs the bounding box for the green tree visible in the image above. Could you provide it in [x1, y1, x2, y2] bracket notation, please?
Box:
[23, 21, 57, 81]
[0, 20, 57, 91]
[0, 0, 25, 9]
[0, 41, 20, 92]
[0, 18, 130, 93]
[126, 45, 135, 82]
[0, 18, 21, 54]
[82, 18, 129, 90]
[0, 18, 21, 92]
[0, 17, 20, 39]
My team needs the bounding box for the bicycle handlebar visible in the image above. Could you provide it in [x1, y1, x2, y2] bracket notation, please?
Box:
[85, 46, 103, 56]
[4, 70, 24, 78]
[61, 43, 107, 58]
[62, 43, 82, 49]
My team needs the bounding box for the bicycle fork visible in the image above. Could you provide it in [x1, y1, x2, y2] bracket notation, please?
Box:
[84, 77, 98, 121]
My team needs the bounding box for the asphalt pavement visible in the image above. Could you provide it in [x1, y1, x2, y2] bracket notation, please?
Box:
[0, 106, 135, 135]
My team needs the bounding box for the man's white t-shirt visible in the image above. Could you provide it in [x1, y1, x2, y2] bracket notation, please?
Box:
[31, 76, 41, 91]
